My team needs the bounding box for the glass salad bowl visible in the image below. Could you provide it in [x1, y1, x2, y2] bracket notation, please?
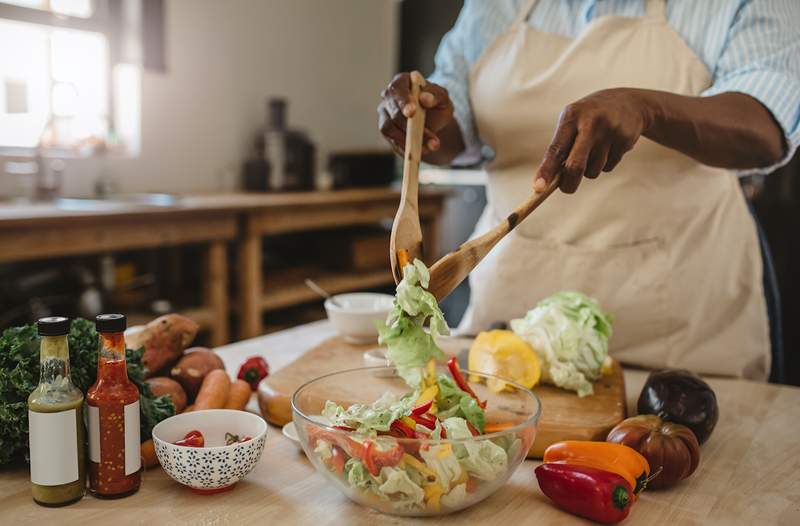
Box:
[291, 366, 541, 516]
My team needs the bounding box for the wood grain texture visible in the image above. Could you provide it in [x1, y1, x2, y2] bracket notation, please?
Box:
[256, 336, 626, 457]
[2, 368, 798, 525]
[427, 176, 560, 302]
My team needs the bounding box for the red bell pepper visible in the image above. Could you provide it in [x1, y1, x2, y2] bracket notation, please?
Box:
[390, 419, 416, 438]
[409, 413, 436, 430]
[237, 356, 269, 390]
[536, 463, 634, 524]
[174, 430, 204, 448]
[362, 441, 379, 476]
[447, 357, 486, 409]
[466, 421, 479, 436]
[411, 400, 433, 415]
[333, 425, 355, 431]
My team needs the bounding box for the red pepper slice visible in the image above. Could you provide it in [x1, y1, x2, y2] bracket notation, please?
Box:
[536, 463, 633, 524]
[362, 441, 379, 476]
[390, 419, 415, 438]
[447, 357, 486, 409]
[237, 356, 270, 390]
[409, 413, 436, 430]
[466, 421, 479, 436]
[333, 425, 355, 431]
[175, 430, 204, 448]
[411, 400, 433, 416]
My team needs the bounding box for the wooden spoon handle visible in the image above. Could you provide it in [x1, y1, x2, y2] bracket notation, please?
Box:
[501, 174, 561, 236]
[400, 71, 427, 208]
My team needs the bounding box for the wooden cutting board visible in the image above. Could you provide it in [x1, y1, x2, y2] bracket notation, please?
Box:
[257, 336, 626, 458]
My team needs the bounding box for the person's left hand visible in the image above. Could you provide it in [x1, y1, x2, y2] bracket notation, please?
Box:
[534, 88, 653, 194]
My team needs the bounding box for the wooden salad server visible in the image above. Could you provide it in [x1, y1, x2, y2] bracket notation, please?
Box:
[389, 71, 428, 284]
[426, 174, 561, 302]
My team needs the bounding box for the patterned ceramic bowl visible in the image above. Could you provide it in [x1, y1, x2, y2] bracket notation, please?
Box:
[152, 409, 267, 494]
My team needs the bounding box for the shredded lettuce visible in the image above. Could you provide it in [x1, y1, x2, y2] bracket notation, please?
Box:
[321, 391, 416, 434]
[344, 458, 374, 490]
[376, 466, 426, 511]
[377, 259, 448, 388]
[510, 291, 613, 397]
[443, 418, 507, 481]
[435, 375, 485, 433]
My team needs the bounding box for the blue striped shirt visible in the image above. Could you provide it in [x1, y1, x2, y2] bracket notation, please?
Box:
[428, 0, 800, 174]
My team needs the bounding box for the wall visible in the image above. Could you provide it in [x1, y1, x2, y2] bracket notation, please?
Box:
[60, 0, 398, 196]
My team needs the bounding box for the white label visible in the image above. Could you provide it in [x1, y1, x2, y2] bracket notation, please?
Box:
[88, 405, 100, 463]
[29, 409, 79, 486]
[124, 401, 141, 475]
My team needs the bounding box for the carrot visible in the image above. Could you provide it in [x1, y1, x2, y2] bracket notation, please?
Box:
[193, 369, 231, 410]
[484, 422, 515, 433]
[141, 439, 159, 469]
[225, 379, 252, 410]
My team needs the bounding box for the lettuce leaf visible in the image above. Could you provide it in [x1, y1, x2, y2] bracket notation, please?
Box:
[321, 391, 416, 434]
[510, 291, 613, 397]
[435, 375, 485, 433]
[443, 417, 507, 481]
[377, 259, 448, 388]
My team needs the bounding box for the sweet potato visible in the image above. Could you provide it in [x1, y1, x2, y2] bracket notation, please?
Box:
[141, 439, 159, 469]
[145, 377, 188, 413]
[170, 348, 225, 401]
[126, 314, 199, 377]
[225, 380, 252, 410]
[194, 369, 231, 410]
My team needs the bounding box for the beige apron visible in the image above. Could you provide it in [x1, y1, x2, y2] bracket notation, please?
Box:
[459, 0, 770, 380]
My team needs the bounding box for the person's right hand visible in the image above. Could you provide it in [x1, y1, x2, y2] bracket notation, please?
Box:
[378, 72, 455, 156]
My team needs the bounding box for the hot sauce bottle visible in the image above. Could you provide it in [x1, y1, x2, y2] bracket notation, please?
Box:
[87, 314, 141, 498]
[28, 317, 86, 506]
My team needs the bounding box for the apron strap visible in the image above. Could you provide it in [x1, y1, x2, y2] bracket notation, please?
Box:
[513, 0, 540, 26]
[645, 0, 667, 20]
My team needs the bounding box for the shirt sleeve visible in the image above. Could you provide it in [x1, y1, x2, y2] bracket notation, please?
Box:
[701, 0, 800, 175]
[427, 1, 498, 166]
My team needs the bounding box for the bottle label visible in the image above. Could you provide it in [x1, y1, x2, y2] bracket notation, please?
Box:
[124, 400, 141, 475]
[88, 400, 141, 476]
[28, 409, 79, 486]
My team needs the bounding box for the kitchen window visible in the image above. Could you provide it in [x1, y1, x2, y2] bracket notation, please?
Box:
[0, 0, 148, 157]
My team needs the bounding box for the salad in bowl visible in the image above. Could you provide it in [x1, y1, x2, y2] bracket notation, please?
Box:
[291, 260, 541, 515]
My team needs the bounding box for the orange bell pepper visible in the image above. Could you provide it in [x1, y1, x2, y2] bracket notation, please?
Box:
[543, 441, 651, 495]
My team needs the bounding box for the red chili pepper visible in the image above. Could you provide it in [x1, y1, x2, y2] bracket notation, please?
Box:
[447, 357, 486, 409]
[330, 446, 346, 475]
[175, 430, 204, 448]
[237, 356, 269, 390]
[390, 419, 416, 438]
[409, 413, 436, 430]
[411, 400, 433, 415]
[536, 463, 634, 525]
[466, 421, 479, 436]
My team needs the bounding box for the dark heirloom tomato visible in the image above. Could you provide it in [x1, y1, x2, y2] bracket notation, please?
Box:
[637, 369, 719, 444]
[607, 415, 700, 490]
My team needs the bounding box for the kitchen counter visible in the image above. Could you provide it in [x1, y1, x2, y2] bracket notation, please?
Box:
[1, 320, 798, 525]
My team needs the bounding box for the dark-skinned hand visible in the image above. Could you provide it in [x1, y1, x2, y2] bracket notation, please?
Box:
[534, 88, 652, 194]
[377, 72, 464, 164]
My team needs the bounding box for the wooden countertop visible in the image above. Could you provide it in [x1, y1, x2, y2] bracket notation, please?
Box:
[2, 320, 798, 525]
[0, 188, 450, 229]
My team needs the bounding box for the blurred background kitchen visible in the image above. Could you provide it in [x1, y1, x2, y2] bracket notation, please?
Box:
[0, 0, 798, 384]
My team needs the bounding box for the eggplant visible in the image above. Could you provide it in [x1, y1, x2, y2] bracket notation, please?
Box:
[637, 369, 718, 444]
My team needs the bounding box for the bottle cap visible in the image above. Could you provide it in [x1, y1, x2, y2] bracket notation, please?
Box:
[37, 316, 71, 336]
[95, 313, 127, 333]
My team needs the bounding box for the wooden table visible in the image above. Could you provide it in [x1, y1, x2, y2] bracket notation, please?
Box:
[2, 320, 798, 525]
[235, 188, 447, 339]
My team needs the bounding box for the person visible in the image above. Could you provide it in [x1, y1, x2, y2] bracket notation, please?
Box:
[378, 0, 800, 380]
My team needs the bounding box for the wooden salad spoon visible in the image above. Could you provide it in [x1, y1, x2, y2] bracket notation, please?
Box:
[426, 174, 561, 302]
[389, 71, 427, 284]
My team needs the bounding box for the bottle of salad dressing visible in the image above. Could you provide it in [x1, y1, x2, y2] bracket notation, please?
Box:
[27, 317, 86, 506]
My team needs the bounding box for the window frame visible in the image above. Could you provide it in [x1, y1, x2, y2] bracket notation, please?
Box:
[0, 0, 122, 157]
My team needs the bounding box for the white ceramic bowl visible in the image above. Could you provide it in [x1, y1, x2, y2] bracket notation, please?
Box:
[152, 409, 267, 494]
[324, 292, 394, 343]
